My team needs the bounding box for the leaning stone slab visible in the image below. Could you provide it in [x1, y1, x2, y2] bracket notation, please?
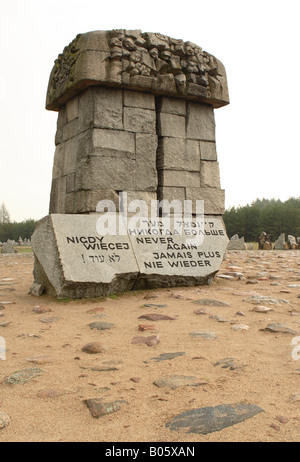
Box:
[274, 233, 286, 250]
[30, 214, 139, 299]
[227, 234, 247, 250]
[129, 216, 228, 290]
[1, 242, 16, 254]
[31, 214, 228, 298]
[166, 403, 264, 434]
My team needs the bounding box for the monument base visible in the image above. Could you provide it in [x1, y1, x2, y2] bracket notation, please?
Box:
[30, 214, 228, 299]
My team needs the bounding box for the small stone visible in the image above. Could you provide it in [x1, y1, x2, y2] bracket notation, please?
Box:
[138, 313, 175, 321]
[39, 317, 60, 323]
[153, 375, 208, 389]
[82, 342, 108, 354]
[6, 367, 45, 385]
[244, 295, 289, 305]
[166, 403, 264, 434]
[0, 321, 11, 327]
[288, 393, 300, 402]
[88, 321, 115, 331]
[89, 366, 119, 372]
[0, 411, 11, 430]
[260, 323, 299, 335]
[275, 415, 289, 424]
[130, 377, 141, 383]
[32, 306, 52, 314]
[37, 389, 67, 398]
[26, 356, 55, 365]
[194, 308, 209, 315]
[270, 423, 280, 431]
[251, 306, 274, 313]
[214, 357, 246, 370]
[190, 331, 217, 340]
[236, 311, 246, 316]
[142, 304, 167, 308]
[146, 352, 186, 363]
[86, 307, 105, 314]
[131, 335, 160, 346]
[143, 293, 159, 300]
[84, 399, 121, 418]
[194, 299, 230, 307]
[17, 333, 41, 339]
[209, 315, 227, 323]
[30, 282, 44, 296]
[231, 324, 249, 331]
[138, 324, 156, 332]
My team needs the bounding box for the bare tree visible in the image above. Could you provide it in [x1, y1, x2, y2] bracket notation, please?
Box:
[0, 203, 10, 225]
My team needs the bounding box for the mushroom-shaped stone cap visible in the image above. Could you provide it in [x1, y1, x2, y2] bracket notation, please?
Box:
[46, 30, 229, 111]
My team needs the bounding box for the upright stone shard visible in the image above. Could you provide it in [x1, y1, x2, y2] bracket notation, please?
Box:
[31, 30, 230, 298]
[31, 215, 139, 299]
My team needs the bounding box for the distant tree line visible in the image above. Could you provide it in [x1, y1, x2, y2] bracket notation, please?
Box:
[0, 203, 36, 243]
[223, 197, 300, 242]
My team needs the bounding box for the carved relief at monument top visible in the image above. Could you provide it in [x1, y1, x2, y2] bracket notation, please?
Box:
[46, 30, 229, 111]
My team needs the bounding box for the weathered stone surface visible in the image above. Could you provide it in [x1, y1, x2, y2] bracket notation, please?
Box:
[157, 112, 186, 138]
[31, 214, 228, 297]
[157, 138, 200, 171]
[227, 234, 247, 250]
[84, 398, 121, 418]
[0, 411, 11, 430]
[214, 358, 246, 370]
[159, 170, 200, 188]
[1, 242, 16, 254]
[5, 368, 45, 385]
[82, 342, 108, 354]
[124, 107, 156, 134]
[30, 214, 139, 299]
[244, 295, 289, 305]
[200, 161, 221, 188]
[37, 389, 67, 399]
[190, 331, 217, 340]
[37, 30, 230, 299]
[146, 352, 186, 362]
[187, 102, 216, 141]
[129, 217, 228, 290]
[185, 188, 225, 215]
[135, 133, 158, 192]
[200, 141, 218, 161]
[274, 233, 286, 250]
[131, 335, 160, 346]
[46, 30, 229, 111]
[89, 321, 115, 331]
[260, 323, 299, 335]
[193, 298, 230, 307]
[124, 90, 155, 109]
[166, 403, 264, 434]
[154, 375, 207, 389]
[138, 313, 175, 321]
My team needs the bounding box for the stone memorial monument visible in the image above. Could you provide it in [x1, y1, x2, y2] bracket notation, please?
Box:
[31, 30, 230, 299]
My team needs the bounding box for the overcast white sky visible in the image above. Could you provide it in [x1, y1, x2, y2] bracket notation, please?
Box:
[0, 0, 299, 222]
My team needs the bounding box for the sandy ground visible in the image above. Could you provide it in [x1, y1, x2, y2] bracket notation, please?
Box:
[0, 249, 300, 442]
